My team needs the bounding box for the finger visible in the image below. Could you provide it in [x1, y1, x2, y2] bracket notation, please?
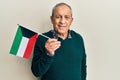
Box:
[53, 42, 61, 49]
[49, 41, 60, 47]
[47, 38, 57, 42]
[54, 42, 61, 47]
[53, 44, 61, 50]
[45, 40, 61, 51]
[48, 42, 61, 50]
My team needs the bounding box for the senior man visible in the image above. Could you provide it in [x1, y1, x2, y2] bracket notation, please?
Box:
[31, 2, 87, 80]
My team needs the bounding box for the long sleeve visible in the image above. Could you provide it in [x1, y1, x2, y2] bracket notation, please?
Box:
[31, 36, 54, 77]
[81, 39, 87, 80]
[81, 52, 87, 80]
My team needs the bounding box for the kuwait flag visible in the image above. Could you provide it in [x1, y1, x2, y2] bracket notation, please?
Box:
[10, 25, 38, 59]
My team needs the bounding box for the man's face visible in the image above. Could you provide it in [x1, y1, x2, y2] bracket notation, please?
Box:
[51, 5, 73, 36]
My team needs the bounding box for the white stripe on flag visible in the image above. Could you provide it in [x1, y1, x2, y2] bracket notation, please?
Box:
[16, 37, 29, 57]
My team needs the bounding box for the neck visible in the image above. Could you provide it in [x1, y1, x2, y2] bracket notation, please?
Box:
[58, 32, 68, 40]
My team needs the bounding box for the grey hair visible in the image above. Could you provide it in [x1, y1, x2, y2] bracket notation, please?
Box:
[51, 2, 72, 17]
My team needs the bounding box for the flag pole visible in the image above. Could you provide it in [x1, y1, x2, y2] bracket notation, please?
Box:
[38, 33, 50, 39]
[17, 24, 50, 39]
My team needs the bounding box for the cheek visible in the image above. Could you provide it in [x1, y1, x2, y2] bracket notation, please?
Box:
[68, 20, 73, 26]
[52, 20, 59, 25]
[67, 21, 71, 26]
[55, 20, 60, 24]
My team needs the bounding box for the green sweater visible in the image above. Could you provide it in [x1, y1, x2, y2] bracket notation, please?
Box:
[31, 30, 87, 80]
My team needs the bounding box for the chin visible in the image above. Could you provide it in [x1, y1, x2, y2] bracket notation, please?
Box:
[58, 31, 66, 35]
[57, 29, 65, 33]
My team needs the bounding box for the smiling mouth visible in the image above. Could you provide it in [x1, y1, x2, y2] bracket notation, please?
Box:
[58, 25, 66, 27]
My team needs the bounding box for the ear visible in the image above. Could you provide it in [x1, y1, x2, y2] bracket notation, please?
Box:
[50, 16, 53, 24]
[71, 17, 73, 23]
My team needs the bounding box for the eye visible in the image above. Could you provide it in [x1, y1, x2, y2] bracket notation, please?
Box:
[65, 16, 72, 19]
[55, 15, 61, 19]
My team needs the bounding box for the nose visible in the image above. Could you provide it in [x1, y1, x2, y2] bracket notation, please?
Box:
[60, 17, 65, 24]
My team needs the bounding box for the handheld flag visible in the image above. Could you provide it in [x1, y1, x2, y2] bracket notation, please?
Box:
[10, 25, 38, 59]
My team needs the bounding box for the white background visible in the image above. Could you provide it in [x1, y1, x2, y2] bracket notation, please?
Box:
[0, 0, 120, 80]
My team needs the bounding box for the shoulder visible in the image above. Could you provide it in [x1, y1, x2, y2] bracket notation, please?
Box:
[70, 30, 86, 50]
[70, 30, 84, 40]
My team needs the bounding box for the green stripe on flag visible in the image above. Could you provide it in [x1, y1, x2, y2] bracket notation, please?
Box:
[10, 26, 22, 55]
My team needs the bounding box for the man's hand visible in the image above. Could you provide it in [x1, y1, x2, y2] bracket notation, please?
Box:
[45, 39, 61, 56]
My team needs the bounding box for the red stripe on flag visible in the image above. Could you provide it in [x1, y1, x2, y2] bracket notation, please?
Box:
[23, 34, 38, 59]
